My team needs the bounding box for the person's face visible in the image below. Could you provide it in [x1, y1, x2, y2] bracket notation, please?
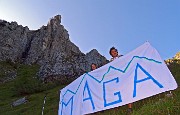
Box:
[91, 64, 97, 70]
[110, 49, 118, 58]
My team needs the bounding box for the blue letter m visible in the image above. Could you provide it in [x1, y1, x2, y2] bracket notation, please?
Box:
[61, 96, 74, 115]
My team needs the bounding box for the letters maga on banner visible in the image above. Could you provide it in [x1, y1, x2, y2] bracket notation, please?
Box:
[58, 42, 178, 115]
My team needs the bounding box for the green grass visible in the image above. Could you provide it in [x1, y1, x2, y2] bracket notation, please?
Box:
[0, 61, 179, 115]
[0, 61, 65, 115]
[0, 61, 17, 82]
[0, 82, 64, 115]
[91, 90, 180, 115]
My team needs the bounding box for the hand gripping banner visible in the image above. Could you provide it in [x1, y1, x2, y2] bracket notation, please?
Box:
[58, 42, 177, 115]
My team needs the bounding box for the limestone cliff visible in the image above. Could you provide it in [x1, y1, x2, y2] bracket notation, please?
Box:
[0, 15, 108, 82]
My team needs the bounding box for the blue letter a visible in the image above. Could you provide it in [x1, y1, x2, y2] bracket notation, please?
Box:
[83, 81, 95, 110]
[133, 63, 163, 97]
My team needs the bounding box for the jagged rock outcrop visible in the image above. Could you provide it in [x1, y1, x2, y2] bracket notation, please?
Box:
[85, 49, 107, 68]
[0, 20, 29, 62]
[0, 15, 108, 82]
[165, 51, 180, 65]
[174, 52, 180, 60]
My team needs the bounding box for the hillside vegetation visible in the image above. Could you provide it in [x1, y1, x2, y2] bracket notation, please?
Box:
[0, 60, 179, 115]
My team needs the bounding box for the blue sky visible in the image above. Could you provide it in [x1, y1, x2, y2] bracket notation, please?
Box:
[0, 0, 179, 60]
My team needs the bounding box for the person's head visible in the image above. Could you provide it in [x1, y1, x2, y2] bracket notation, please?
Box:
[109, 47, 118, 58]
[91, 63, 97, 71]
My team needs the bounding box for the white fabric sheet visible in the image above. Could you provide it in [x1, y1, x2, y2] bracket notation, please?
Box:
[58, 42, 177, 115]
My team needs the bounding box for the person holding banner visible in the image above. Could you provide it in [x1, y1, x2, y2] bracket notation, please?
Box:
[109, 47, 133, 113]
[91, 63, 97, 71]
[109, 47, 121, 61]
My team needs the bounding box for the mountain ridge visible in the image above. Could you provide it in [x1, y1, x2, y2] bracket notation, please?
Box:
[0, 15, 108, 82]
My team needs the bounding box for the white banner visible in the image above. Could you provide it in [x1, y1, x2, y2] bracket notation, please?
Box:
[58, 42, 177, 115]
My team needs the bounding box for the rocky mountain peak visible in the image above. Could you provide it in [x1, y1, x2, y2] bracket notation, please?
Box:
[87, 49, 99, 54]
[174, 51, 180, 60]
[85, 49, 108, 70]
[49, 15, 61, 23]
[0, 15, 108, 83]
[48, 15, 61, 27]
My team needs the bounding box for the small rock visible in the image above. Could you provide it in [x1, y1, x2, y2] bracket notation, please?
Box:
[11, 97, 28, 107]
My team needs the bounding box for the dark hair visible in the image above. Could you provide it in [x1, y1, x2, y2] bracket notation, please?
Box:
[109, 47, 118, 55]
[91, 63, 97, 71]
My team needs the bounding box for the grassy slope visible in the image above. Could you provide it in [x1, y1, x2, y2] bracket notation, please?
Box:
[0, 62, 179, 115]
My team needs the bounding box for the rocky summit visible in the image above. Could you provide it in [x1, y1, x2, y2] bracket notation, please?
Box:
[174, 52, 180, 60]
[0, 15, 108, 82]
